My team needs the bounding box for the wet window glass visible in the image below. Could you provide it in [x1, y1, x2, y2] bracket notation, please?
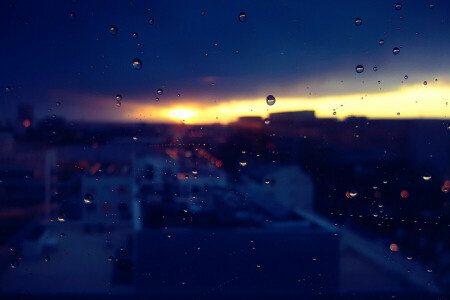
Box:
[0, 0, 449, 299]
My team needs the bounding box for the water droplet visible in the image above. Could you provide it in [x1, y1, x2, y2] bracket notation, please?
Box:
[109, 26, 118, 35]
[132, 58, 142, 70]
[355, 18, 362, 26]
[392, 47, 400, 55]
[266, 95, 276, 106]
[83, 193, 94, 204]
[378, 40, 385, 46]
[44, 256, 51, 262]
[378, 80, 381, 84]
[264, 178, 270, 184]
[116, 102, 121, 107]
[333, 111, 336, 116]
[423, 81, 427, 86]
[422, 173, 432, 181]
[264, 118, 271, 125]
[346, 190, 358, 198]
[157, 89, 163, 95]
[57, 215, 66, 222]
[394, 3, 402, 10]
[10, 260, 19, 269]
[238, 12, 247, 22]
[355, 65, 364, 73]
[132, 32, 138, 39]
[133, 136, 138, 141]
[155, 97, 159, 102]
[404, 75, 408, 80]
[69, 12, 76, 20]
[5, 86, 12, 92]
[115, 94, 122, 101]
[397, 112, 401, 116]
[213, 42, 218, 47]
[201, 11, 206, 16]
[185, 175, 189, 180]
[60, 232, 66, 238]
[108, 256, 114, 262]
[192, 169, 198, 175]
[373, 66, 378, 72]
[400, 190, 409, 198]
[56, 101, 61, 106]
[429, 3, 435, 9]
[239, 161, 247, 167]
[148, 19, 154, 25]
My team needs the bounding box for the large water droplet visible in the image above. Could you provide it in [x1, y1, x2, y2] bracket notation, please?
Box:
[266, 95, 276, 106]
[157, 89, 163, 95]
[192, 169, 198, 175]
[264, 178, 270, 184]
[264, 118, 271, 125]
[355, 65, 364, 73]
[346, 190, 358, 198]
[355, 18, 362, 26]
[404, 75, 408, 80]
[83, 193, 94, 204]
[423, 81, 427, 85]
[392, 47, 400, 55]
[109, 26, 118, 35]
[133, 58, 142, 70]
[239, 161, 247, 167]
[238, 12, 247, 22]
[115, 94, 122, 101]
[394, 3, 402, 10]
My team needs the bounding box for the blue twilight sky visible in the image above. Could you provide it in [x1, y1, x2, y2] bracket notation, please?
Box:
[0, 0, 449, 121]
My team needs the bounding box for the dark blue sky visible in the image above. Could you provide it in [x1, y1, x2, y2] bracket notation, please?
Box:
[1, 0, 449, 121]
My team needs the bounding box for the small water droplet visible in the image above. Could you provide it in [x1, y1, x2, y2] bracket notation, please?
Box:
[148, 19, 154, 25]
[346, 190, 358, 198]
[5, 86, 12, 92]
[213, 42, 218, 47]
[238, 12, 247, 22]
[155, 97, 159, 102]
[397, 112, 400, 116]
[132, 58, 142, 70]
[422, 173, 432, 181]
[392, 47, 400, 55]
[266, 95, 276, 106]
[404, 75, 408, 80]
[10, 260, 19, 269]
[373, 66, 378, 72]
[264, 178, 270, 184]
[132, 32, 138, 39]
[429, 3, 435, 9]
[355, 65, 364, 73]
[109, 26, 118, 35]
[116, 102, 121, 107]
[44, 256, 51, 262]
[69, 12, 76, 20]
[133, 136, 138, 141]
[157, 89, 163, 95]
[423, 81, 427, 85]
[201, 11, 206, 16]
[355, 18, 362, 26]
[83, 193, 94, 204]
[378, 40, 385, 46]
[394, 3, 402, 10]
[264, 118, 271, 125]
[108, 256, 114, 262]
